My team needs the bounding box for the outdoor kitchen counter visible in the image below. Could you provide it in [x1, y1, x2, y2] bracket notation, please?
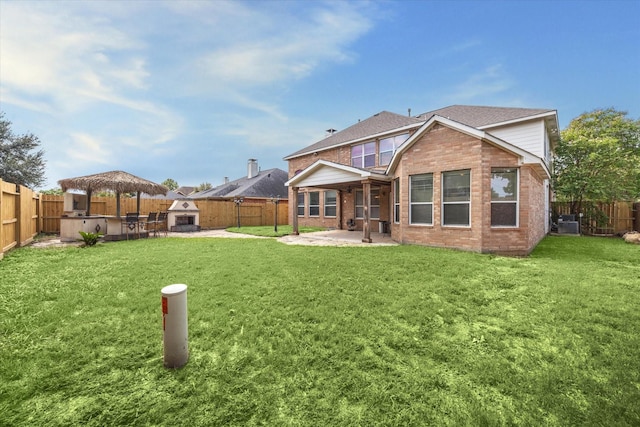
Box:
[60, 215, 110, 242]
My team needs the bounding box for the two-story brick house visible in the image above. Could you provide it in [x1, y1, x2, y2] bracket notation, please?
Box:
[284, 105, 559, 255]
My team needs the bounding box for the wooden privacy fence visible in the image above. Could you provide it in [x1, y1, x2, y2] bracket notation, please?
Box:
[1, 179, 40, 259]
[40, 195, 288, 233]
[552, 201, 639, 235]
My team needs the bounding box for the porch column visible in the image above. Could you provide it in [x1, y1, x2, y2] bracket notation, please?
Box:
[362, 180, 372, 243]
[292, 187, 299, 235]
[337, 190, 343, 230]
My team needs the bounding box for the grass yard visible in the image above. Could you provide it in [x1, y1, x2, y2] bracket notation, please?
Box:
[1, 235, 639, 426]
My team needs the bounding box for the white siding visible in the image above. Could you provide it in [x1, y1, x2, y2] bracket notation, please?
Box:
[486, 120, 545, 158]
[295, 165, 361, 187]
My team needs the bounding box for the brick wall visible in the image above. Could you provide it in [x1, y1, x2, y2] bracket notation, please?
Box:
[287, 123, 549, 255]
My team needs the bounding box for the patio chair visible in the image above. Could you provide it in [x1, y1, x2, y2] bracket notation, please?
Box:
[144, 212, 158, 237]
[121, 212, 141, 240]
[156, 211, 168, 237]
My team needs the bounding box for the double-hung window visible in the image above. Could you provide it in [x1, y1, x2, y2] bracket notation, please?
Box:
[409, 173, 433, 225]
[442, 170, 470, 226]
[297, 193, 305, 216]
[393, 178, 400, 223]
[371, 189, 380, 219]
[324, 190, 337, 217]
[354, 189, 380, 219]
[355, 190, 364, 219]
[379, 133, 409, 166]
[491, 168, 518, 227]
[308, 191, 320, 217]
[351, 142, 376, 168]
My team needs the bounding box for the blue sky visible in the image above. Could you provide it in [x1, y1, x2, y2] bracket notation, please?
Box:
[1, 0, 638, 190]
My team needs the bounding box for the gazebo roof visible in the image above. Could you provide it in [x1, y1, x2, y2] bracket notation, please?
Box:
[58, 170, 168, 195]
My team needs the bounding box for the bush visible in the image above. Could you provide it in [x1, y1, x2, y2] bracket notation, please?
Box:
[78, 231, 102, 247]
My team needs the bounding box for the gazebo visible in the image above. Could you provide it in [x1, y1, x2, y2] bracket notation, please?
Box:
[58, 170, 168, 217]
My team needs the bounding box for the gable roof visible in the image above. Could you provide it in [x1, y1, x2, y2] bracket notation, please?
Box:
[387, 115, 550, 178]
[418, 105, 556, 128]
[285, 160, 391, 188]
[190, 168, 288, 199]
[285, 105, 559, 161]
[284, 111, 424, 160]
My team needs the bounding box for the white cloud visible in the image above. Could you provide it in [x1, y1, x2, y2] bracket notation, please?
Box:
[448, 64, 516, 102]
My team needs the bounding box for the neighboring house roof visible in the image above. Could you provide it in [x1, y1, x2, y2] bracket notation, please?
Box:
[284, 111, 424, 159]
[141, 190, 184, 199]
[284, 105, 559, 160]
[175, 186, 196, 196]
[190, 168, 289, 199]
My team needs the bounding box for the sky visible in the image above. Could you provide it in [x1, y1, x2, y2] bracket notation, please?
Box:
[1, 0, 639, 191]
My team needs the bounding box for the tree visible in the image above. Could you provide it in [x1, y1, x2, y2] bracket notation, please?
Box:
[196, 182, 212, 192]
[552, 108, 640, 215]
[162, 178, 178, 191]
[0, 112, 46, 189]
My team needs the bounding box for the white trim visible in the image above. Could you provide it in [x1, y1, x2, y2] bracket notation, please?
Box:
[490, 168, 519, 228]
[285, 159, 390, 187]
[441, 169, 471, 228]
[477, 110, 557, 130]
[386, 115, 550, 178]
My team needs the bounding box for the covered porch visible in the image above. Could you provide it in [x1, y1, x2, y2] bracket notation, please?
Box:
[286, 160, 393, 244]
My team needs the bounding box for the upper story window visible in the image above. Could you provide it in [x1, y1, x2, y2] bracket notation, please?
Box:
[379, 133, 409, 166]
[351, 142, 376, 168]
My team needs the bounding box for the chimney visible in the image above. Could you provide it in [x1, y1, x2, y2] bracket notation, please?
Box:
[223, 177, 229, 184]
[247, 159, 259, 179]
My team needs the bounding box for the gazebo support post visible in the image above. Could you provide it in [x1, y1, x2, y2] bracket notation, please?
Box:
[136, 192, 141, 215]
[86, 189, 92, 217]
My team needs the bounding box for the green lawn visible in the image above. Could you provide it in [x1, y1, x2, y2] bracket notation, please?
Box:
[1, 235, 638, 426]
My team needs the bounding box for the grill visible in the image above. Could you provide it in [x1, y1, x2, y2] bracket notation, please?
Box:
[167, 200, 201, 232]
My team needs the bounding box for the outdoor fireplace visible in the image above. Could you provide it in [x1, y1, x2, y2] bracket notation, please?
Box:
[167, 199, 201, 232]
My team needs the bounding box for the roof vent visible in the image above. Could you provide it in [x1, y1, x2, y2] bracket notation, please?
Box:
[325, 128, 337, 137]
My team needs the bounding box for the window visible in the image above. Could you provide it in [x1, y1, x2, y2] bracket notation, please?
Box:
[393, 178, 400, 223]
[410, 174, 433, 225]
[371, 189, 380, 219]
[355, 190, 364, 219]
[355, 189, 379, 219]
[324, 190, 337, 217]
[491, 168, 518, 227]
[351, 142, 376, 168]
[297, 193, 305, 217]
[308, 191, 319, 216]
[379, 133, 410, 166]
[442, 170, 470, 226]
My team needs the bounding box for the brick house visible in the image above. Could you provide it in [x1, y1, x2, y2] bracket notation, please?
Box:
[284, 105, 559, 255]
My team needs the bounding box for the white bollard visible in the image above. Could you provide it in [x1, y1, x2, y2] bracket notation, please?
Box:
[161, 284, 189, 368]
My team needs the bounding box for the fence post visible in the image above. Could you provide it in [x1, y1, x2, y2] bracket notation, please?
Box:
[0, 179, 3, 260]
[635, 203, 640, 232]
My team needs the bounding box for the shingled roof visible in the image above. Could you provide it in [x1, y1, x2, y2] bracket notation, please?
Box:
[418, 105, 556, 128]
[284, 111, 423, 159]
[189, 168, 288, 199]
[285, 105, 558, 160]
